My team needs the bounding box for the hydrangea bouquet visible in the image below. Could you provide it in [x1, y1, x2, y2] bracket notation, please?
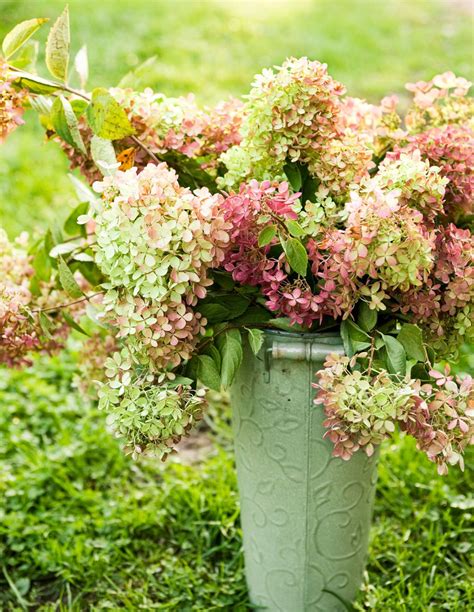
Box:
[1, 9, 473, 476]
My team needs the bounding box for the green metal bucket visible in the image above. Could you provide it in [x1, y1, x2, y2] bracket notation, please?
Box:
[231, 330, 379, 611]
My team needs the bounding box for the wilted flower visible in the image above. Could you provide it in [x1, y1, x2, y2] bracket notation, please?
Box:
[0, 61, 26, 143]
[110, 88, 243, 170]
[402, 369, 474, 474]
[220, 57, 373, 196]
[405, 71, 473, 132]
[313, 354, 414, 460]
[315, 356, 474, 474]
[390, 124, 474, 219]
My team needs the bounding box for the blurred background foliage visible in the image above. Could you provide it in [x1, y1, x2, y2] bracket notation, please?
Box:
[0, 0, 473, 609]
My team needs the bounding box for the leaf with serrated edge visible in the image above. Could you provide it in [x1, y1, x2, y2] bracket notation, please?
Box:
[62, 310, 90, 337]
[218, 330, 243, 389]
[258, 224, 277, 247]
[397, 323, 425, 362]
[51, 96, 86, 153]
[381, 334, 406, 376]
[58, 258, 83, 299]
[2, 17, 48, 59]
[86, 88, 135, 140]
[45, 6, 70, 82]
[283, 237, 308, 276]
[246, 328, 264, 356]
[197, 355, 221, 391]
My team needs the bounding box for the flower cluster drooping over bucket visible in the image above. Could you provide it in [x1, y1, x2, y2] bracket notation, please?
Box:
[0, 9, 472, 473]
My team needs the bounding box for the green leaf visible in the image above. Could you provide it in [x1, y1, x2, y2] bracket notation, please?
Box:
[64, 201, 89, 236]
[8, 39, 39, 71]
[301, 175, 320, 204]
[203, 344, 222, 371]
[78, 261, 103, 287]
[198, 303, 230, 324]
[269, 317, 305, 332]
[234, 306, 272, 325]
[29, 94, 52, 116]
[282, 237, 308, 276]
[217, 329, 243, 389]
[57, 258, 83, 299]
[160, 150, 217, 191]
[197, 355, 221, 391]
[2, 17, 48, 59]
[258, 224, 277, 247]
[199, 294, 250, 323]
[345, 319, 371, 342]
[283, 162, 302, 191]
[246, 328, 264, 356]
[13, 71, 62, 95]
[286, 220, 305, 237]
[397, 323, 425, 362]
[45, 6, 70, 82]
[381, 334, 406, 376]
[90, 135, 118, 175]
[211, 271, 235, 291]
[357, 301, 377, 332]
[32, 245, 51, 282]
[70, 98, 88, 117]
[341, 319, 371, 357]
[411, 363, 431, 382]
[51, 96, 86, 154]
[38, 312, 53, 339]
[340, 320, 353, 357]
[86, 88, 135, 140]
[62, 310, 90, 337]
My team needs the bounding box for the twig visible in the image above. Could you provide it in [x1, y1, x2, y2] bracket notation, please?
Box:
[8, 66, 160, 165]
[32, 291, 103, 314]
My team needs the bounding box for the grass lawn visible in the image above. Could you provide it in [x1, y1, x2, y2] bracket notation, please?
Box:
[0, 0, 473, 609]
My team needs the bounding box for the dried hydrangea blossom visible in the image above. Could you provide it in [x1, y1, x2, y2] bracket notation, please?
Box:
[110, 88, 243, 169]
[314, 356, 474, 473]
[90, 163, 231, 456]
[402, 368, 474, 475]
[98, 375, 207, 460]
[375, 150, 448, 222]
[0, 230, 75, 366]
[0, 60, 26, 143]
[93, 163, 230, 302]
[220, 57, 374, 196]
[313, 354, 414, 460]
[338, 95, 406, 157]
[389, 124, 474, 219]
[405, 71, 474, 133]
[398, 224, 474, 359]
[221, 180, 328, 326]
[313, 181, 436, 313]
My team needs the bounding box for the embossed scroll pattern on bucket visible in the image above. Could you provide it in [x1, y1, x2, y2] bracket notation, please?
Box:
[231, 332, 379, 612]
